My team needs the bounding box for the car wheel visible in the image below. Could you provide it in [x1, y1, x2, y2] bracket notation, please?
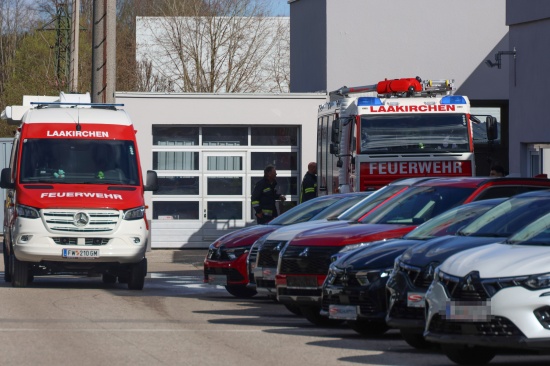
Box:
[400, 330, 433, 349]
[12, 256, 29, 288]
[441, 344, 496, 365]
[225, 285, 257, 298]
[127, 258, 147, 290]
[3, 239, 11, 282]
[283, 303, 302, 316]
[348, 320, 389, 336]
[102, 273, 117, 284]
[300, 306, 344, 326]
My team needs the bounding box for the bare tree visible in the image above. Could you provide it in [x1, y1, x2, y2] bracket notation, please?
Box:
[137, 0, 290, 93]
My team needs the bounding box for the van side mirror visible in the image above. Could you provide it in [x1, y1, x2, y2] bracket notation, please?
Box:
[144, 170, 159, 191]
[330, 143, 339, 155]
[0, 168, 14, 189]
[486, 116, 498, 141]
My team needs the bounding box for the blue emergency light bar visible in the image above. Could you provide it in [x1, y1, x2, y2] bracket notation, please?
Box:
[440, 95, 467, 105]
[357, 97, 383, 106]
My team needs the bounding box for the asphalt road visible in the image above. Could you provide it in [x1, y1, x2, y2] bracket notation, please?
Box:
[0, 249, 548, 366]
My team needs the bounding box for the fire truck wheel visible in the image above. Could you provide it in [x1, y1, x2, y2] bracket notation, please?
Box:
[300, 306, 344, 326]
[400, 330, 434, 349]
[12, 257, 29, 288]
[348, 320, 389, 336]
[441, 344, 495, 365]
[102, 273, 117, 284]
[225, 285, 257, 298]
[127, 258, 147, 290]
[3, 239, 11, 282]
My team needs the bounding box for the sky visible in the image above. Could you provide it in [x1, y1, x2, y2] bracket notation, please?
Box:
[272, 0, 290, 16]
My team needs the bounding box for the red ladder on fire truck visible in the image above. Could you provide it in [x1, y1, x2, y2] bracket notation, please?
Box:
[329, 76, 454, 98]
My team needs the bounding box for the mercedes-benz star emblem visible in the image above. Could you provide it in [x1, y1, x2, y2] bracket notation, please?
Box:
[73, 212, 90, 227]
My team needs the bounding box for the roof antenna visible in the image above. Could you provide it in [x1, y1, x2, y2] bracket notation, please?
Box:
[76, 110, 81, 131]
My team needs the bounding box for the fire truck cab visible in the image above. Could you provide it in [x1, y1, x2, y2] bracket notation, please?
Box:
[317, 77, 498, 194]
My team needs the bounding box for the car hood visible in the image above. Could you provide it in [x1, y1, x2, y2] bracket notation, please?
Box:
[212, 225, 279, 248]
[264, 219, 350, 241]
[334, 238, 424, 271]
[440, 243, 550, 278]
[290, 223, 414, 247]
[399, 235, 504, 268]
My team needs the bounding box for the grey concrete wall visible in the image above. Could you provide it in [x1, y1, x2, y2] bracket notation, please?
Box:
[291, 0, 509, 100]
[506, 1, 550, 176]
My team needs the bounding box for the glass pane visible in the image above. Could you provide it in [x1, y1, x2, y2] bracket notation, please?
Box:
[251, 152, 297, 170]
[153, 201, 199, 220]
[154, 177, 199, 195]
[207, 201, 242, 220]
[203, 127, 247, 146]
[207, 156, 242, 171]
[153, 126, 199, 145]
[251, 127, 298, 146]
[207, 177, 243, 195]
[153, 152, 199, 170]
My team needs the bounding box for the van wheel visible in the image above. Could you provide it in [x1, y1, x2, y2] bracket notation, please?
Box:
[225, 285, 257, 298]
[12, 257, 29, 287]
[128, 258, 147, 290]
[441, 344, 496, 365]
[3, 239, 11, 282]
[400, 330, 433, 349]
[300, 306, 344, 326]
[348, 320, 389, 336]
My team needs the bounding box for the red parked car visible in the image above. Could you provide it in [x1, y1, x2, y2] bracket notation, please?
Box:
[275, 177, 550, 325]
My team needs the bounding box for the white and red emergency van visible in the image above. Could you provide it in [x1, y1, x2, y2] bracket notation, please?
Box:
[317, 77, 498, 194]
[0, 92, 158, 289]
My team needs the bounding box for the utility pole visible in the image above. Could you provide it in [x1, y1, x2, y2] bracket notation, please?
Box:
[92, 0, 116, 103]
[69, 0, 80, 92]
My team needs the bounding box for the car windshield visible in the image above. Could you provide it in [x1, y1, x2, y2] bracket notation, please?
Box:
[360, 186, 475, 225]
[268, 196, 343, 226]
[20, 138, 139, 185]
[310, 193, 371, 220]
[505, 212, 550, 246]
[338, 185, 410, 221]
[458, 196, 550, 237]
[404, 198, 505, 240]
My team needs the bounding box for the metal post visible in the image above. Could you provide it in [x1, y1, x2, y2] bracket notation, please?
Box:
[69, 0, 80, 93]
[92, 0, 116, 103]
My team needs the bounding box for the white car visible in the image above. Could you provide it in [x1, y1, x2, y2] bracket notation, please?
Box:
[424, 210, 550, 365]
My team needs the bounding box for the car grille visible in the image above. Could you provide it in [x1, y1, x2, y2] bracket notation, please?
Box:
[439, 271, 488, 301]
[257, 240, 286, 267]
[387, 300, 425, 320]
[428, 314, 524, 337]
[279, 245, 341, 275]
[204, 267, 244, 282]
[321, 292, 380, 314]
[52, 237, 110, 246]
[398, 263, 435, 289]
[43, 209, 120, 233]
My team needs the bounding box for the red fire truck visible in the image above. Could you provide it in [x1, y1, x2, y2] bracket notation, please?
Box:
[317, 77, 498, 194]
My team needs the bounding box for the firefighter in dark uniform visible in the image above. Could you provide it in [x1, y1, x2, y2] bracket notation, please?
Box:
[251, 165, 286, 224]
[300, 162, 317, 203]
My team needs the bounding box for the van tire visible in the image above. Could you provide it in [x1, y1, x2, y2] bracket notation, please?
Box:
[3, 239, 11, 282]
[12, 257, 29, 287]
[128, 258, 147, 290]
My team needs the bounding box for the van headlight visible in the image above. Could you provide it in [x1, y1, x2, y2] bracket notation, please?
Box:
[16, 204, 40, 219]
[123, 206, 145, 220]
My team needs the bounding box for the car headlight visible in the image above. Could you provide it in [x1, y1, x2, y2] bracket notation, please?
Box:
[355, 268, 392, 286]
[524, 273, 550, 290]
[16, 204, 40, 219]
[123, 206, 145, 220]
[339, 243, 368, 253]
[224, 246, 249, 260]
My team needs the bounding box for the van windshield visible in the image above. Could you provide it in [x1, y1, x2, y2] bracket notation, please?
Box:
[20, 139, 140, 185]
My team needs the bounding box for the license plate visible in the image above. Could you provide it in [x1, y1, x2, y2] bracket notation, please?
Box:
[407, 292, 426, 308]
[208, 275, 227, 286]
[329, 305, 358, 320]
[62, 249, 99, 259]
[286, 275, 317, 288]
[445, 301, 491, 321]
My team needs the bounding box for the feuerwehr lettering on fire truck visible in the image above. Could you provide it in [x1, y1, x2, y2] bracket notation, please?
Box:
[40, 192, 123, 199]
[46, 130, 109, 137]
[368, 161, 464, 175]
